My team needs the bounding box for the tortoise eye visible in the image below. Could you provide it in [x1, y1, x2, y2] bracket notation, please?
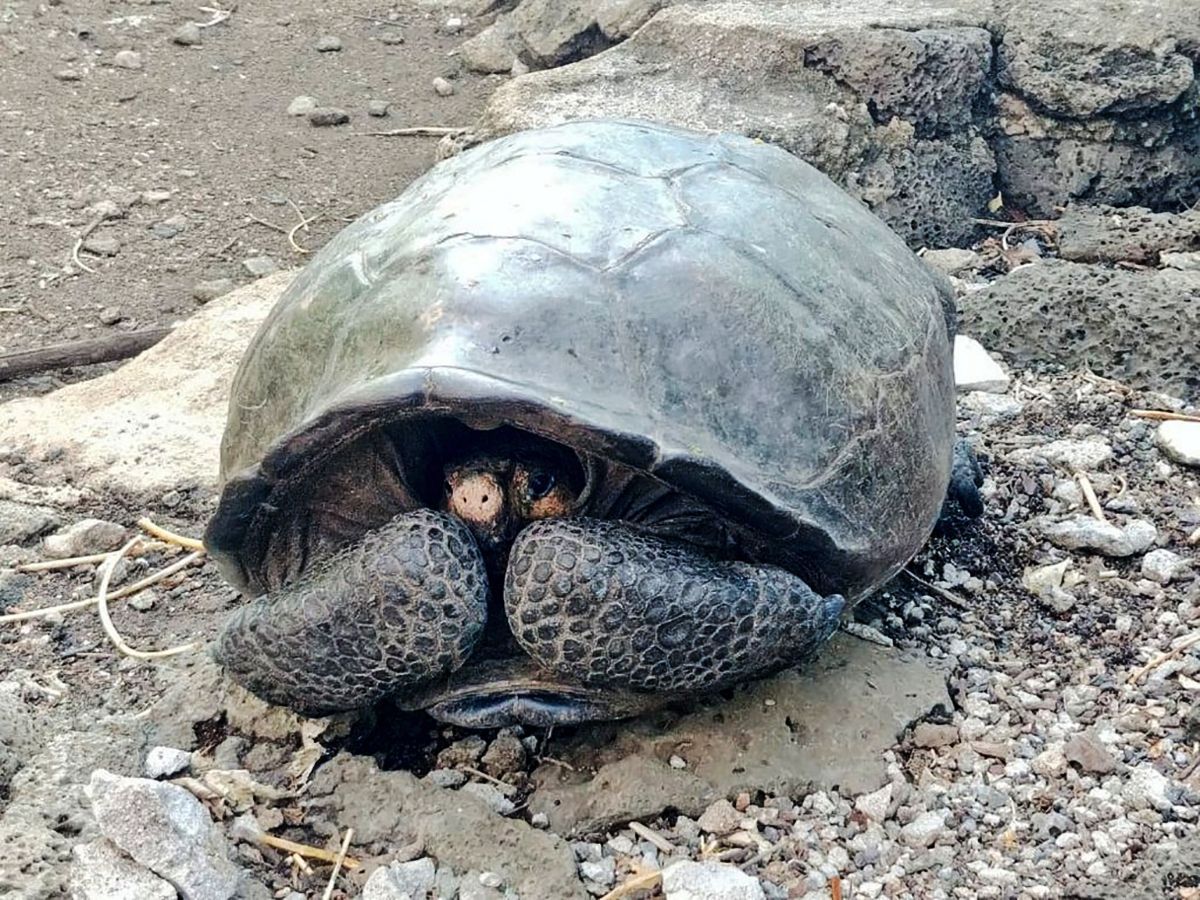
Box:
[527, 470, 556, 500]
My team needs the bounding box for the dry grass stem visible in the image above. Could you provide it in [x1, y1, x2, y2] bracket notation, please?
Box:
[258, 834, 361, 870]
[321, 829, 354, 900]
[96, 539, 200, 659]
[902, 568, 970, 609]
[137, 517, 206, 551]
[16, 552, 112, 572]
[1, 550, 204, 624]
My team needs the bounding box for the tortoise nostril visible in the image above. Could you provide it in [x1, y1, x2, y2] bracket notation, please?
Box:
[482, 494, 490, 504]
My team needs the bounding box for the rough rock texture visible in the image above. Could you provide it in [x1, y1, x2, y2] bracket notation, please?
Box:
[527, 634, 950, 829]
[464, 0, 1200, 244]
[70, 838, 177, 900]
[0, 682, 42, 793]
[959, 260, 1200, 399]
[469, 0, 997, 247]
[1056, 204, 1200, 264]
[993, 0, 1200, 213]
[528, 755, 715, 836]
[87, 770, 241, 900]
[0, 272, 289, 496]
[307, 754, 587, 900]
[0, 721, 147, 900]
[461, 0, 670, 71]
[661, 860, 766, 900]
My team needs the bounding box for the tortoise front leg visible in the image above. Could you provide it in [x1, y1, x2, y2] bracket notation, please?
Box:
[504, 518, 844, 694]
[215, 510, 488, 716]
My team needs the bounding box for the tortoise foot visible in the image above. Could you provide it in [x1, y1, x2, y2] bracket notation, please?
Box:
[936, 438, 985, 535]
[504, 518, 844, 694]
[215, 510, 488, 716]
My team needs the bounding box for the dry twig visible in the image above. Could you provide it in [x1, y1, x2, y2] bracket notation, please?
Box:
[356, 126, 469, 137]
[902, 568, 969, 609]
[628, 821, 675, 854]
[597, 869, 662, 900]
[17, 552, 112, 572]
[1129, 632, 1200, 684]
[1130, 409, 1200, 424]
[459, 765, 518, 796]
[1074, 471, 1108, 523]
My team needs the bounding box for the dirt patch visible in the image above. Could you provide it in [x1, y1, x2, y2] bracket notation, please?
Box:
[0, 0, 496, 404]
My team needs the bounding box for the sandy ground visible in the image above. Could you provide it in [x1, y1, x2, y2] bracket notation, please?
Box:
[0, 0, 493, 402]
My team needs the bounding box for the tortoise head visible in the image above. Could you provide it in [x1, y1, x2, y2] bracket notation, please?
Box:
[441, 439, 587, 552]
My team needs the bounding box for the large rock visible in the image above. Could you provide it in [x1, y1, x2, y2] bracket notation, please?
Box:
[461, 0, 669, 71]
[525, 634, 950, 832]
[464, 0, 1200, 240]
[469, 0, 997, 248]
[993, 0, 1200, 213]
[959, 259, 1200, 399]
[0, 273, 289, 497]
[86, 770, 241, 900]
[70, 838, 176, 900]
[1056, 205, 1200, 265]
[307, 754, 587, 900]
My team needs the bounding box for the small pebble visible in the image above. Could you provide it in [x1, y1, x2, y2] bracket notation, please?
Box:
[83, 236, 121, 257]
[55, 68, 83, 81]
[242, 255, 279, 277]
[113, 50, 142, 69]
[443, 16, 465, 34]
[315, 35, 343, 52]
[308, 107, 350, 127]
[287, 95, 318, 117]
[192, 278, 236, 304]
[669, 755, 687, 769]
[144, 746, 192, 779]
[172, 22, 202, 46]
[380, 31, 405, 45]
[432, 77, 455, 97]
[98, 307, 123, 326]
[367, 99, 390, 117]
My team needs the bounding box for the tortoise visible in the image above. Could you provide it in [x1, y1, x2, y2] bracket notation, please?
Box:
[204, 118, 982, 728]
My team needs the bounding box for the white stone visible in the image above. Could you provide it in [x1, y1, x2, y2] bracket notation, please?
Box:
[1156, 420, 1200, 467]
[287, 95, 318, 116]
[1009, 438, 1113, 470]
[900, 810, 946, 848]
[854, 783, 893, 822]
[144, 746, 192, 779]
[954, 335, 1010, 393]
[662, 860, 766, 900]
[363, 857, 437, 900]
[697, 799, 741, 835]
[43, 519, 126, 558]
[1039, 516, 1157, 557]
[1031, 744, 1067, 778]
[70, 838, 176, 900]
[87, 769, 240, 900]
[959, 391, 1024, 423]
[1023, 559, 1070, 598]
[1123, 764, 1172, 810]
[1142, 548, 1187, 584]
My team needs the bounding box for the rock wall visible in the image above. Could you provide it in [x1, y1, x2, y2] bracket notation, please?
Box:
[456, 0, 1200, 248]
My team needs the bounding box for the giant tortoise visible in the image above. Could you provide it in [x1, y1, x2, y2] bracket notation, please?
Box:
[204, 118, 981, 727]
